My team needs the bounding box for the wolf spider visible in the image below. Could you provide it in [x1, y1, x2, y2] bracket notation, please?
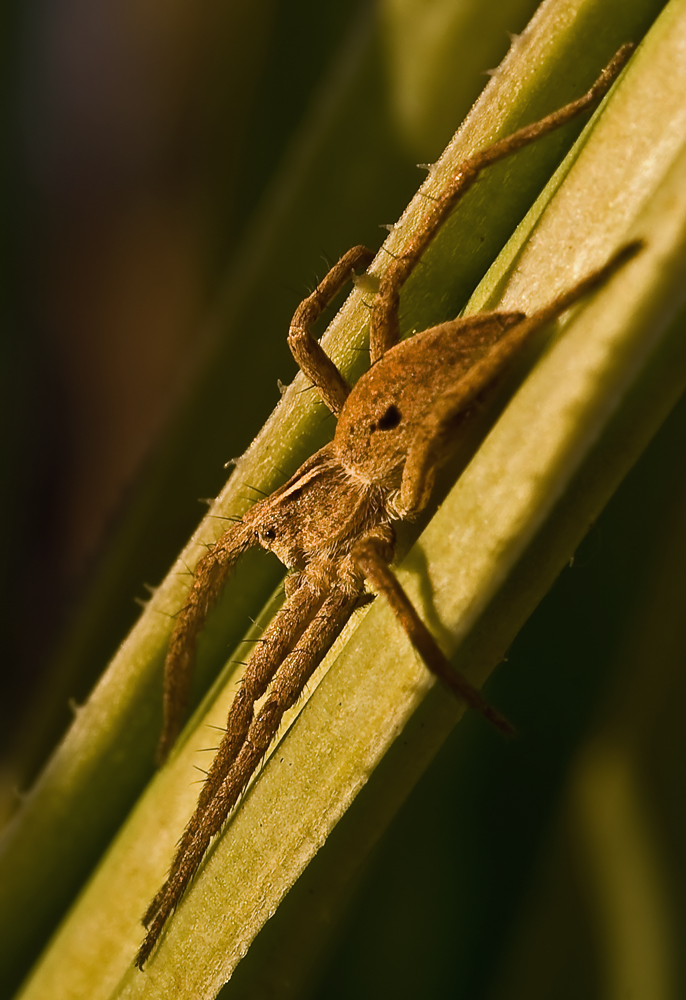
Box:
[136, 44, 639, 967]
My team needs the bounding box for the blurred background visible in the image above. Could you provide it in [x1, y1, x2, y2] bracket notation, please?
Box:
[1, 0, 684, 997]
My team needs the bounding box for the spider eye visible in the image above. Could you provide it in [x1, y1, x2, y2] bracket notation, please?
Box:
[262, 527, 276, 542]
[377, 404, 401, 431]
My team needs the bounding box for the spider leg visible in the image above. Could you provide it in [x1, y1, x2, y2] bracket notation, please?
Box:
[158, 521, 256, 764]
[370, 44, 634, 361]
[398, 241, 643, 516]
[136, 585, 358, 969]
[143, 579, 326, 928]
[353, 536, 514, 736]
[288, 244, 375, 414]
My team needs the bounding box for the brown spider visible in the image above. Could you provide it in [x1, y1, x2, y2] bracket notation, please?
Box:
[136, 44, 639, 968]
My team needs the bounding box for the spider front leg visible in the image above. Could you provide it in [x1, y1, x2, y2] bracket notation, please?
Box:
[398, 241, 643, 516]
[136, 583, 359, 969]
[369, 44, 634, 361]
[288, 244, 374, 414]
[158, 520, 256, 764]
[353, 537, 514, 736]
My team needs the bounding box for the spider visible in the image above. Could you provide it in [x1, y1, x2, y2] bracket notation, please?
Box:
[136, 44, 639, 968]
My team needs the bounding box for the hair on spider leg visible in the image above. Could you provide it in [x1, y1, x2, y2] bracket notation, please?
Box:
[153, 606, 181, 621]
[379, 246, 402, 262]
[296, 678, 314, 706]
[315, 606, 342, 622]
[174, 564, 194, 577]
[163, 604, 186, 621]
[296, 381, 323, 397]
[379, 245, 424, 267]
[313, 285, 328, 310]
[303, 270, 331, 306]
[242, 483, 270, 497]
